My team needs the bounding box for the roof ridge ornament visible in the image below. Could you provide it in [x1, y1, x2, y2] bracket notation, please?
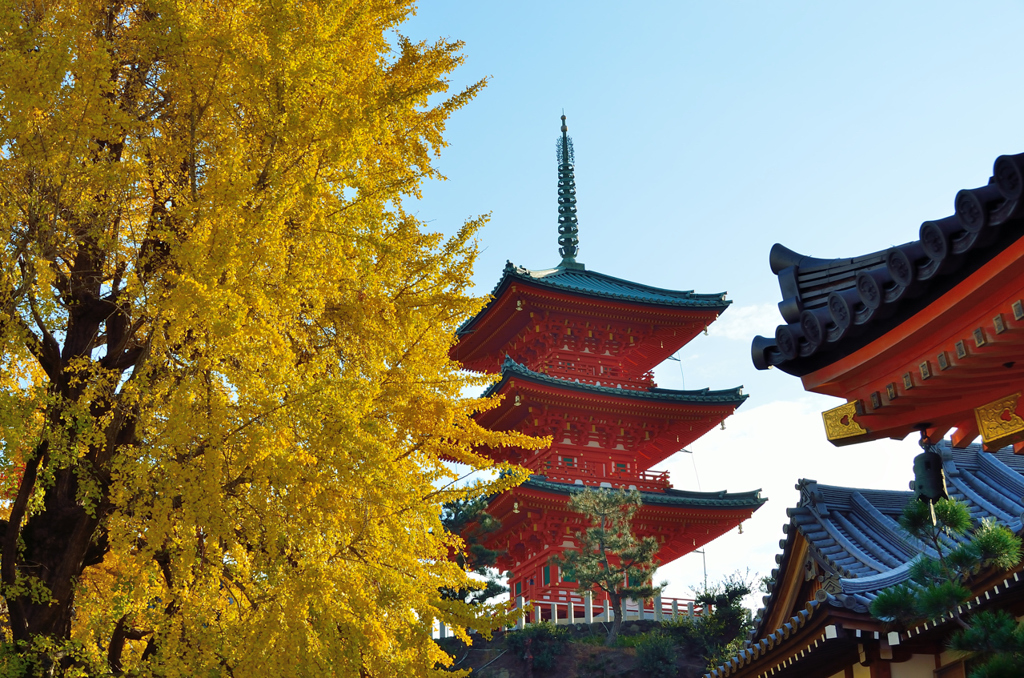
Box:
[556, 113, 584, 270]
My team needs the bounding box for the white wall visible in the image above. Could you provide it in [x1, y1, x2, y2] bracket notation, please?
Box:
[892, 654, 937, 678]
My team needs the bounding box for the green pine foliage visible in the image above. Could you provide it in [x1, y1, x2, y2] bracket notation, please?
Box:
[552, 488, 660, 645]
[870, 497, 1024, 677]
[440, 496, 508, 605]
[949, 610, 1024, 678]
[668, 573, 754, 671]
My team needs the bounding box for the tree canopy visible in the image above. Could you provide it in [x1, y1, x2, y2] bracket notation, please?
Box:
[0, 0, 541, 675]
[871, 498, 1024, 678]
[553, 488, 659, 645]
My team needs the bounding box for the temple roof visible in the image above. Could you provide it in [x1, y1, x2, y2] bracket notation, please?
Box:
[756, 442, 1024, 626]
[520, 476, 766, 509]
[704, 442, 1024, 678]
[458, 262, 731, 338]
[484, 356, 747, 405]
[751, 152, 1024, 376]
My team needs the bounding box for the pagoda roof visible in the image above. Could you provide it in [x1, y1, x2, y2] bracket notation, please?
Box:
[521, 476, 766, 510]
[486, 472, 766, 576]
[458, 261, 730, 338]
[485, 356, 747, 406]
[751, 152, 1024, 377]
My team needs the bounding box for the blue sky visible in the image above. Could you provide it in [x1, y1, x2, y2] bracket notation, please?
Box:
[402, 2, 1024, 603]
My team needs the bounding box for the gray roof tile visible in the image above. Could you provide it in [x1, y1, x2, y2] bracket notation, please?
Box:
[751, 153, 1024, 375]
[754, 442, 1024, 632]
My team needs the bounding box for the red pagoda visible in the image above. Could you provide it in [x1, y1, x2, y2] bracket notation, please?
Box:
[451, 116, 766, 615]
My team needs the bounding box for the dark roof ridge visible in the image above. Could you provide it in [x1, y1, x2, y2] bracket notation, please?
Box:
[520, 476, 766, 508]
[793, 506, 887, 575]
[484, 356, 748, 404]
[751, 152, 1024, 375]
[827, 510, 902, 572]
[848, 492, 922, 561]
[799, 478, 911, 503]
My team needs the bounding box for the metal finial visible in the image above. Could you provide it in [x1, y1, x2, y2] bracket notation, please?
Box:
[555, 114, 579, 266]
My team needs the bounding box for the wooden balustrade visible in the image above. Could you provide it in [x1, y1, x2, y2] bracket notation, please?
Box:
[539, 459, 671, 491]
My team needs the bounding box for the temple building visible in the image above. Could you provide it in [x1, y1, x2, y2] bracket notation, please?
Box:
[750, 152, 1024, 449]
[450, 116, 766, 615]
[732, 152, 1024, 677]
[705, 443, 1024, 678]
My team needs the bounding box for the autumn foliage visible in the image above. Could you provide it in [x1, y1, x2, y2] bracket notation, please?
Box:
[0, 0, 539, 675]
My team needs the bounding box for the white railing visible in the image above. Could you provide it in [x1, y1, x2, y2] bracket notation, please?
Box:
[431, 594, 710, 638]
[510, 593, 708, 630]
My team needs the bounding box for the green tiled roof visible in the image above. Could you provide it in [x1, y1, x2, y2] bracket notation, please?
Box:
[458, 262, 731, 337]
[484, 357, 747, 406]
[522, 476, 766, 509]
[505, 263, 730, 307]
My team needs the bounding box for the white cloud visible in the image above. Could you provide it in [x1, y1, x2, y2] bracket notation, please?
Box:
[708, 303, 781, 341]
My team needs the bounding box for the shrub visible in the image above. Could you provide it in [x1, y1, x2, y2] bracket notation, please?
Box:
[504, 622, 569, 672]
[665, 572, 755, 671]
[635, 630, 678, 677]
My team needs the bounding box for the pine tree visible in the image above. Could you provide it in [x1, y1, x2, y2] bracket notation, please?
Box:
[553, 488, 659, 645]
[871, 498, 1024, 677]
[441, 496, 508, 606]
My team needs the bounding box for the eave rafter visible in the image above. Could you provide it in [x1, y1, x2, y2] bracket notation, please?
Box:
[481, 481, 757, 573]
[477, 369, 741, 467]
[812, 236, 1024, 448]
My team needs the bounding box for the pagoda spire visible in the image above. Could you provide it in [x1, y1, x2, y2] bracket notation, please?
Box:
[556, 114, 582, 269]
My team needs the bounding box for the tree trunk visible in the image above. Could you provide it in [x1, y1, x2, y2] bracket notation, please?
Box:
[12, 470, 101, 641]
[606, 592, 623, 645]
[0, 225, 138, 667]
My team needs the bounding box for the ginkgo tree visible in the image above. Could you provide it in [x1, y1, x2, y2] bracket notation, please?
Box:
[0, 1, 543, 676]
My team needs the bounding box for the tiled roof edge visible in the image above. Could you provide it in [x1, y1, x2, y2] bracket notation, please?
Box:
[507, 265, 732, 306]
[704, 599, 823, 678]
[751, 152, 1024, 375]
[520, 476, 766, 509]
[482, 357, 748, 405]
[458, 261, 733, 337]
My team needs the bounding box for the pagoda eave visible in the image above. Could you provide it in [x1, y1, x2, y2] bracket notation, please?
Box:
[452, 275, 726, 374]
[477, 363, 745, 467]
[481, 478, 764, 572]
[484, 360, 746, 409]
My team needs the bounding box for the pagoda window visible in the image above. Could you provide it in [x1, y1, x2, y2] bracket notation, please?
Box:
[514, 581, 521, 597]
[615, 462, 628, 473]
[562, 456, 575, 467]
[543, 565, 551, 586]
